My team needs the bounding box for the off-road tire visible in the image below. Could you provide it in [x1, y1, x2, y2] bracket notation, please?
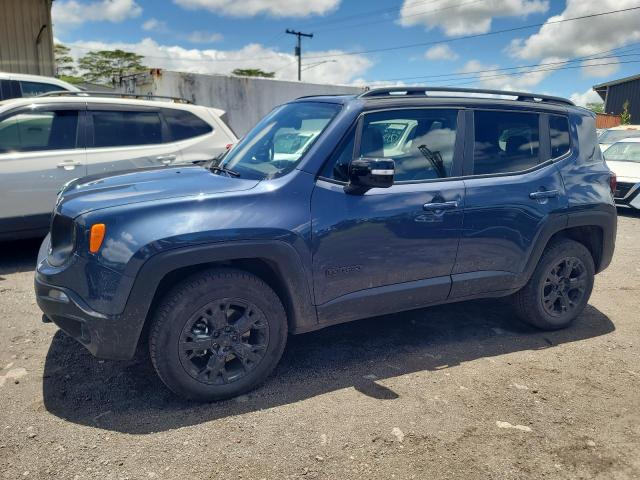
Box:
[512, 239, 595, 330]
[149, 268, 287, 401]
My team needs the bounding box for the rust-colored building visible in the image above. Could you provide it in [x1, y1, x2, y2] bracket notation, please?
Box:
[0, 0, 55, 76]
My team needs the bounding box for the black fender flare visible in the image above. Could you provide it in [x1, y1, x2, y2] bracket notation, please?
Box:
[119, 240, 318, 357]
[516, 206, 616, 287]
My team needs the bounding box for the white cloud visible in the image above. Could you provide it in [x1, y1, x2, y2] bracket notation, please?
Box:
[399, 0, 548, 36]
[53, 0, 142, 27]
[142, 18, 168, 32]
[457, 57, 564, 91]
[187, 32, 224, 44]
[570, 88, 603, 107]
[424, 45, 459, 61]
[174, 0, 340, 17]
[509, 0, 640, 60]
[65, 38, 372, 85]
[581, 57, 620, 78]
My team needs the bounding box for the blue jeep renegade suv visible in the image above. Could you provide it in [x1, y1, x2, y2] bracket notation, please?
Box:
[35, 87, 617, 401]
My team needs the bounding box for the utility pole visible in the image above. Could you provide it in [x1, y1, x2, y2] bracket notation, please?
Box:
[286, 29, 313, 81]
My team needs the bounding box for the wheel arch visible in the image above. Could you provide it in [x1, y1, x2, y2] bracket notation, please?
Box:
[518, 208, 616, 287]
[121, 240, 318, 358]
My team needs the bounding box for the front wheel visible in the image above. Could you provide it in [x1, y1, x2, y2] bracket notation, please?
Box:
[149, 268, 288, 401]
[512, 239, 595, 330]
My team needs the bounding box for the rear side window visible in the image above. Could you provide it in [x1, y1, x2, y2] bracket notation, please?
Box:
[474, 110, 540, 175]
[549, 115, 570, 158]
[19, 81, 68, 97]
[0, 109, 79, 153]
[163, 109, 213, 141]
[91, 110, 163, 148]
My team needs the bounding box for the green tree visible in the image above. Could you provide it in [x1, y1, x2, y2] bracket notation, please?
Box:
[586, 102, 604, 114]
[78, 49, 147, 85]
[232, 68, 275, 78]
[54, 43, 76, 77]
[621, 100, 632, 125]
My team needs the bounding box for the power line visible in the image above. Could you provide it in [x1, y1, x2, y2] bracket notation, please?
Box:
[62, 5, 640, 73]
[314, 0, 486, 34]
[297, 0, 452, 29]
[378, 43, 640, 83]
[440, 59, 640, 87]
[303, 5, 640, 60]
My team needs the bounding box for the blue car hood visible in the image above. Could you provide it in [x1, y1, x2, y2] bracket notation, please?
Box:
[56, 166, 260, 218]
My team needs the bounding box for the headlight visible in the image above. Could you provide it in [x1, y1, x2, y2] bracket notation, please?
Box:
[48, 214, 76, 266]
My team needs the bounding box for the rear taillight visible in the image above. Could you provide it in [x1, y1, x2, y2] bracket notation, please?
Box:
[609, 171, 617, 195]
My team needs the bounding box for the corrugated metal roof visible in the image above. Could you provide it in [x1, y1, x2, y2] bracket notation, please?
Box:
[593, 73, 640, 89]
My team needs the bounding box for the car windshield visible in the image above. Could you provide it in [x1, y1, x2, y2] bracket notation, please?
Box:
[604, 142, 640, 163]
[218, 102, 341, 180]
[599, 129, 640, 144]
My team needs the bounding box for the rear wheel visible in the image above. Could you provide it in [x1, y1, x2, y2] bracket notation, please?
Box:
[512, 239, 595, 330]
[149, 268, 287, 401]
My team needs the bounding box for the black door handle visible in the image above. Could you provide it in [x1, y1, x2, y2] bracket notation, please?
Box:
[529, 189, 559, 200]
[423, 200, 459, 211]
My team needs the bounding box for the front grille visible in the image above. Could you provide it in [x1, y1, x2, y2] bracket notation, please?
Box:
[614, 182, 635, 199]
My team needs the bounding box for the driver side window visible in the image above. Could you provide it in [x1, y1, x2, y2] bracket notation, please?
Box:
[360, 109, 458, 182]
[319, 109, 459, 183]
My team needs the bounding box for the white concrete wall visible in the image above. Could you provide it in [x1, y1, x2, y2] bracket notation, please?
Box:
[118, 70, 364, 136]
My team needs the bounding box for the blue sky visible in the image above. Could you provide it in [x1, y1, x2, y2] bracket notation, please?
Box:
[52, 0, 640, 105]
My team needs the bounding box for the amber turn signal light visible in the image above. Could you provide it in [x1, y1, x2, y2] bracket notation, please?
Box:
[89, 223, 106, 253]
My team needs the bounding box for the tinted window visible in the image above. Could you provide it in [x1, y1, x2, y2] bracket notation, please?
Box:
[92, 110, 163, 147]
[20, 81, 68, 97]
[320, 128, 355, 181]
[0, 80, 21, 100]
[220, 102, 341, 180]
[549, 115, 570, 158]
[474, 110, 540, 175]
[359, 109, 458, 182]
[163, 109, 213, 141]
[0, 109, 78, 153]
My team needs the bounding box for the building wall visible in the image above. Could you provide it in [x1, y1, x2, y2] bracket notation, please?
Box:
[604, 79, 640, 123]
[119, 70, 364, 136]
[0, 0, 55, 76]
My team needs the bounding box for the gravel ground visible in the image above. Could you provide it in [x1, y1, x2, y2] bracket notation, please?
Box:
[1, 211, 639, 480]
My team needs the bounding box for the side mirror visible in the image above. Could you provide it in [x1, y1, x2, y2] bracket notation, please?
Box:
[345, 157, 395, 194]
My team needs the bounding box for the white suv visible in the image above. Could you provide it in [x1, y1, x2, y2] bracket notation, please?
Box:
[0, 72, 81, 100]
[0, 94, 237, 239]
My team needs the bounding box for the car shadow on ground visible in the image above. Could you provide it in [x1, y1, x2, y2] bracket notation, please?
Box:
[42, 298, 615, 435]
[0, 237, 42, 276]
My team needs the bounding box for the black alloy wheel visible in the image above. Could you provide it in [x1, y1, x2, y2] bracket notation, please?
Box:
[179, 299, 269, 385]
[541, 257, 588, 318]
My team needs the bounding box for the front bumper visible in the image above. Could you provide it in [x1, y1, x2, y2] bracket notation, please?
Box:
[35, 237, 142, 360]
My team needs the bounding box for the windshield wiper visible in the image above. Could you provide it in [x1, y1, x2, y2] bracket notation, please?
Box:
[417, 145, 446, 178]
[210, 165, 241, 177]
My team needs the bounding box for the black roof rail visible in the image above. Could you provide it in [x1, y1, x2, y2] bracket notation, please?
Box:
[358, 86, 574, 106]
[294, 93, 357, 100]
[36, 91, 192, 104]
